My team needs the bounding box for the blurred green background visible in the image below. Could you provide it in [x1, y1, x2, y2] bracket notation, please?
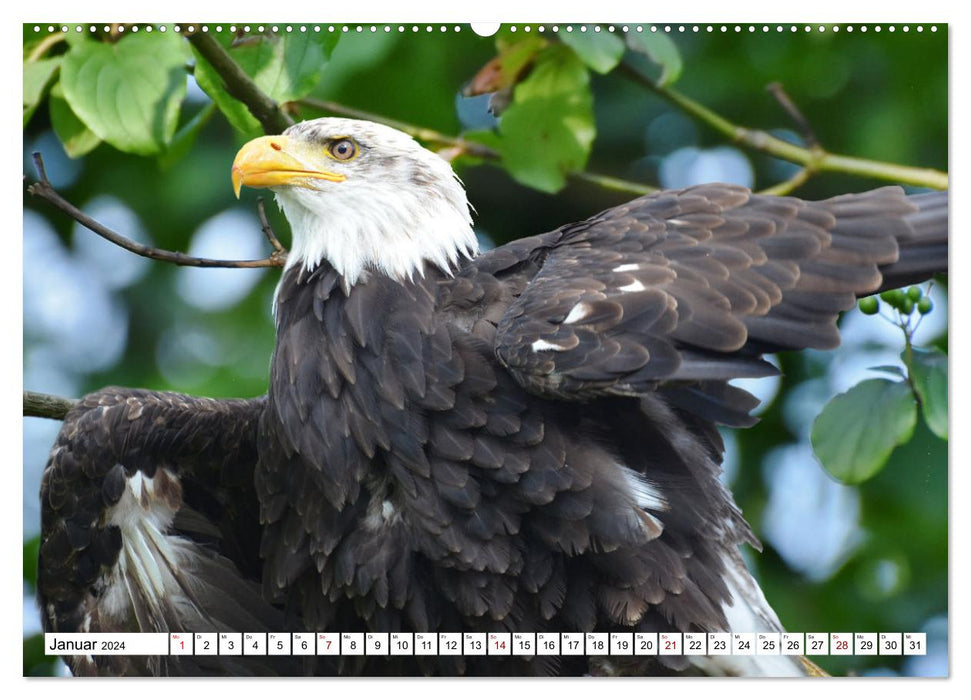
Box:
[23, 23, 947, 676]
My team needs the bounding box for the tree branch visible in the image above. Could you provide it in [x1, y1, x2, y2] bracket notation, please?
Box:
[766, 81, 818, 149]
[620, 61, 948, 191]
[182, 36, 658, 196]
[257, 197, 287, 256]
[26, 153, 286, 269]
[24, 391, 77, 420]
[297, 98, 500, 160]
[759, 166, 815, 196]
[184, 31, 293, 135]
[757, 82, 823, 196]
[26, 31, 66, 64]
[299, 98, 657, 195]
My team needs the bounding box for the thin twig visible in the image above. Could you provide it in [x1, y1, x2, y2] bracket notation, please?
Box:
[257, 197, 288, 262]
[619, 61, 948, 191]
[184, 38, 656, 196]
[32, 151, 49, 183]
[766, 82, 818, 148]
[571, 171, 656, 196]
[184, 31, 293, 135]
[26, 31, 66, 64]
[756, 83, 824, 195]
[298, 98, 499, 160]
[24, 391, 77, 420]
[27, 153, 286, 269]
[758, 166, 814, 196]
[299, 98, 657, 195]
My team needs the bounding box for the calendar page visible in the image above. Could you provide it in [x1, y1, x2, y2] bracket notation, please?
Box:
[22, 9, 948, 680]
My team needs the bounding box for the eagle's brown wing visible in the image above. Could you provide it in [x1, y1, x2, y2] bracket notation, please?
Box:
[486, 184, 946, 401]
[38, 388, 297, 676]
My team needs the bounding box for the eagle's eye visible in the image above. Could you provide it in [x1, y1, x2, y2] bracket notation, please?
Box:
[329, 139, 358, 161]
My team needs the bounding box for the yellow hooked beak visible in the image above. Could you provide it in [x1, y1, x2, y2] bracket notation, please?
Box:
[231, 135, 347, 198]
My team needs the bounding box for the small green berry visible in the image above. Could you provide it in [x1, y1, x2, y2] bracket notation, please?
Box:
[917, 297, 933, 314]
[907, 286, 923, 302]
[859, 297, 880, 315]
[881, 289, 904, 306]
[901, 297, 915, 315]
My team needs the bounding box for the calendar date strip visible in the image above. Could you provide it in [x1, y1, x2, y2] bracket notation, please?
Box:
[46, 631, 927, 657]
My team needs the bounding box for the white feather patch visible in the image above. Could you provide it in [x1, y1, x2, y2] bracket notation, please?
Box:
[622, 467, 669, 511]
[618, 280, 646, 293]
[101, 469, 181, 621]
[687, 553, 806, 676]
[531, 339, 569, 352]
[563, 302, 592, 324]
[128, 472, 144, 502]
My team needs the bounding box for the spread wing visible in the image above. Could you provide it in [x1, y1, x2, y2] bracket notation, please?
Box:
[483, 184, 946, 400]
[38, 388, 297, 676]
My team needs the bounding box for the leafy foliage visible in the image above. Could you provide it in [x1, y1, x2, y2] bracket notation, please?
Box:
[23, 57, 61, 126]
[494, 45, 594, 192]
[192, 32, 338, 139]
[625, 30, 682, 86]
[812, 289, 948, 483]
[60, 31, 188, 154]
[48, 83, 101, 158]
[811, 379, 917, 484]
[559, 28, 625, 74]
[910, 348, 947, 440]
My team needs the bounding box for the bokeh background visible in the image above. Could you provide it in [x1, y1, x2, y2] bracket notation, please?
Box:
[23, 23, 947, 676]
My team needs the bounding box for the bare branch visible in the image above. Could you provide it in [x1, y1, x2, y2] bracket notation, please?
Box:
[756, 83, 822, 195]
[26, 31, 66, 64]
[298, 98, 500, 160]
[184, 31, 293, 135]
[27, 153, 286, 269]
[619, 61, 948, 191]
[298, 98, 657, 196]
[571, 171, 656, 196]
[147, 32, 658, 197]
[24, 391, 77, 420]
[758, 166, 814, 196]
[766, 82, 818, 149]
[257, 197, 288, 262]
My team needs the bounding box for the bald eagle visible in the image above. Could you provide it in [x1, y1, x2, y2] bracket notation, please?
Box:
[38, 118, 947, 677]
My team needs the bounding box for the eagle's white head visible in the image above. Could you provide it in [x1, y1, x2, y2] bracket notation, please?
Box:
[232, 117, 477, 286]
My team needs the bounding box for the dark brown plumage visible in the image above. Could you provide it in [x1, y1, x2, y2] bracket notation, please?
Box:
[37, 120, 947, 677]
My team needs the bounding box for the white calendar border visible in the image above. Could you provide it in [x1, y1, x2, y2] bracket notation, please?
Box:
[9, 0, 961, 696]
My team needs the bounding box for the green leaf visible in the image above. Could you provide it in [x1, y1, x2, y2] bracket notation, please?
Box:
[498, 36, 547, 79]
[49, 83, 102, 158]
[626, 31, 683, 86]
[466, 36, 546, 97]
[559, 28, 625, 74]
[496, 45, 595, 193]
[908, 347, 947, 440]
[159, 103, 217, 170]
[811, 378, 917, 484]
[193, 32, 334, 138]
[23, 57, 62, 126]
[63, 26, 93, 49]
[60, 31, 188, 155]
